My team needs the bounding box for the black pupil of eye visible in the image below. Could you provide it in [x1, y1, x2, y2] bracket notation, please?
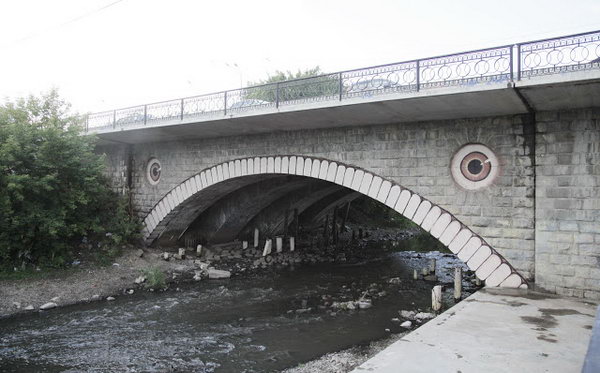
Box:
[468, 159, 483, 175]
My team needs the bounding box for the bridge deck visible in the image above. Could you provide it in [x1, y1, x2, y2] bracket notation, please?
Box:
[353, 288, 597, 373]
[90, 29, 600, 145]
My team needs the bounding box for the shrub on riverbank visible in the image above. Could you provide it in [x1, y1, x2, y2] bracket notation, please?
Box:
[0, 91, 139, 270]
[142, 266, 166, 290]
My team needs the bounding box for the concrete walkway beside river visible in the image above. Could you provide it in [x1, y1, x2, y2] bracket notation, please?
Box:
[353, 288, 598, 373]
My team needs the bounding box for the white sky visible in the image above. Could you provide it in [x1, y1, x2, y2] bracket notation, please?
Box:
[1, 0, 599, 114]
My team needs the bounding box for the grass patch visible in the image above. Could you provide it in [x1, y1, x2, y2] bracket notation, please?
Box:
[142, 266, 166, 290]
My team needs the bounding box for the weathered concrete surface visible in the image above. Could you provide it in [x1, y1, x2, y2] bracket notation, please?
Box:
[353, 288, 597, 373]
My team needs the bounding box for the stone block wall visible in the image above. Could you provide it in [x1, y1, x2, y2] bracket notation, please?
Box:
[100, 114, 537, 280]
[535, 108, 600, 300]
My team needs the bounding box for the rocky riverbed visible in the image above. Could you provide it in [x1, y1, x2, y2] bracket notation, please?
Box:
[0, 228, 482, 372]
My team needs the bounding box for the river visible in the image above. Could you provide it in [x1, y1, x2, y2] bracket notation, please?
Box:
[0, 250, 471, 372]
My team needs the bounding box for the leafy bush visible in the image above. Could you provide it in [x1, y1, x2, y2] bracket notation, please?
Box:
[142, 266, 166, 290]
[0, 91, 139, 269]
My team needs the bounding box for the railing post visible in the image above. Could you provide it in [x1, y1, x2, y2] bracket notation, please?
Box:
[144, 105, 147, 125]
[113, 110, 116, 128]
[510, 45, 514, 82]
[180, 98, 184, 120]
[517, 44, 522, 81]
[276, 82, 280, 108]
[223, 91, 227, 116]
[339, 72, 343, 101]
[415, 60, 420, 92]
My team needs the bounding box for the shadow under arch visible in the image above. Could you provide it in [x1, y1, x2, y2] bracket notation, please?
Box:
[142, 155, 528, 288]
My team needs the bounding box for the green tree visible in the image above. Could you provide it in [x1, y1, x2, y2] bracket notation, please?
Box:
[244, 66, 340, 103]
[0, 91, 139, 269]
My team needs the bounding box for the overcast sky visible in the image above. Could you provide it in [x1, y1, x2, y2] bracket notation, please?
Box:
[1, 0, 599, 114]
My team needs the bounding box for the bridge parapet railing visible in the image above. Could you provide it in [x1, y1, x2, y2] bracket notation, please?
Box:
[420, 45, 512, 88]
[85, 30, 600, 133]
[518, 30, 600, 78]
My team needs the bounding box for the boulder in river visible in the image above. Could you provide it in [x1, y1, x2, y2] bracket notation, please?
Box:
[40, 302, 57, 310]
[24, 305, 34, 311]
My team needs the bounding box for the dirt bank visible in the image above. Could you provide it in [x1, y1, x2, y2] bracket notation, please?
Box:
[0, 247, 197, 318]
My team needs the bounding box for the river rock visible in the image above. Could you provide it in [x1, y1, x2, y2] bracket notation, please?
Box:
[193, 270, 204, 281]
[24, 305, 34, 311]
[127, 289, 134, 294]
[106, 296, 115, 301]
[161, 252, 170, 261]
[12, 302, 21, 309]
[207, 268, 231, 279]
[415, 312, 435, 320]
[91, 294, 101, 301]
[400, 320, 412, 329]
[40, 302, 57, 310]
[136, 249, 144, 258]
[399, 310, 416, 319]
[388, 277, 402, 284]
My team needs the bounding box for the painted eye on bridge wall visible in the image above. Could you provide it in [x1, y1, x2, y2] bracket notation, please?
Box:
[451, 144, 498, 190]
[147, 158, 162, 185]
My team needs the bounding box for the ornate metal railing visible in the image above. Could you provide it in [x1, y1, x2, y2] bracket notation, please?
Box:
[86, 30, 600, 132]
[518, 30, 600, 78]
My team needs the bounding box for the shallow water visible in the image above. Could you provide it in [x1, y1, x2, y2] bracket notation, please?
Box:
[0, 251, 468, 372]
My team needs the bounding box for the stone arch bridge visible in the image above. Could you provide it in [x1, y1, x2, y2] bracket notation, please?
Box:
[94, 30, 600, 298]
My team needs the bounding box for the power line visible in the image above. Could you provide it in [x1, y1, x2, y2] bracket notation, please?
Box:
[1, 0, 126, 49]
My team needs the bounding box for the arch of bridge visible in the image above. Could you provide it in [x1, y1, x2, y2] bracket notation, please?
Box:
[142, 155, 527, 288]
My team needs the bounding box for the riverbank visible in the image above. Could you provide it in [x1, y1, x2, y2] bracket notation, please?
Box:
[0, 247, 186, 318]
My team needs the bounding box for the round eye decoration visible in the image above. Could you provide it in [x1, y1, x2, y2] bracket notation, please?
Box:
[451, 144, 499, 190]
[146, 158, 162, 185]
